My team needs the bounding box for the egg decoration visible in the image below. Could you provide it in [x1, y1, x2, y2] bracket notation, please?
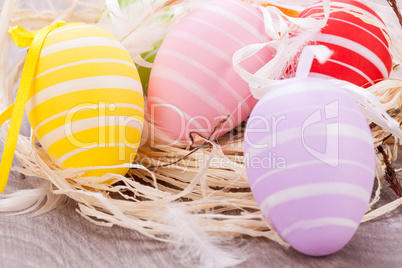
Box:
[148, 0, 274, 143]
[262, 3, 299, 17]
[244, 78, 375, 256]
[297, 0, 392, 87]
[27, 23, 144, 177]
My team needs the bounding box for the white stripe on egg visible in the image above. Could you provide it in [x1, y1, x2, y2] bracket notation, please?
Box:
[33, 103, 144, 135]
[34, 58, 136, 80]
[150, 66, 231, 116]
[168, 31, 233, 65]
[246, 123, 374, 160]
[307, 2, 382, 22]
[228, 0, 265, 24]
[186, 16, 266, 66]
[198, 4, 268, 43]
[47, 25, 97, 37]
[147, 96, 207, 133]
[246, 104, 365, 130]
[308, 72, 350, 80]
[260, 182, 371, 216]
[57, 143, 138, 166]
[326, 59, 375, 85]
[256, 84, 344, 107]
[328, 17, 389, 50]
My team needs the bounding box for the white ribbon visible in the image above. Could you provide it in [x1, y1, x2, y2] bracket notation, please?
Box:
[295, 45, 333, 78]
[289, 43, 402, 140]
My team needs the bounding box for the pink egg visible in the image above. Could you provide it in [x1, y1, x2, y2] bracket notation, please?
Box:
[148, 0, 273, 144]
[244, 78, 375, 256]
[296, 0, 392, 87]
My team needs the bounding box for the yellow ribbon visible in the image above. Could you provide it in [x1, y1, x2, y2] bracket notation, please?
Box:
[0, 21, 70, 192]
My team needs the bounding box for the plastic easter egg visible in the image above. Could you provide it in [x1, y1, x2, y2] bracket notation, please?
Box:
[244, 78, 375, 256]
[148, 0, 273, 143]
[297, 0, 392, 87]
[27, 23, 144, 177]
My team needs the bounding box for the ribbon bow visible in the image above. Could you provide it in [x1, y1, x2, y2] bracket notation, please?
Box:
[0, 21, 70, 192]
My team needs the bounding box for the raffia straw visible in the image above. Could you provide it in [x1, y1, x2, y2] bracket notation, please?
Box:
[0, 0, 402, 250]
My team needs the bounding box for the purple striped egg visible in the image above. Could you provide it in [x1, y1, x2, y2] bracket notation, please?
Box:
[148, 0, 273, 144]
[244, 78, 375, 256]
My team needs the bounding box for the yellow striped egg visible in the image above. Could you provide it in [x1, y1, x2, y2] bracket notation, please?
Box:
[27, 23, 144, 177]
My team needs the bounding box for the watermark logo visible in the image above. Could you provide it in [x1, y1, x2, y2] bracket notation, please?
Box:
[302, 100, 339, 167]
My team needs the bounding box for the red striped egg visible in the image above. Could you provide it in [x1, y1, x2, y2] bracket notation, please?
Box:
[148, 0, 273, 144]
[297, 0, 392, 87]
[244, 78, 375, 256]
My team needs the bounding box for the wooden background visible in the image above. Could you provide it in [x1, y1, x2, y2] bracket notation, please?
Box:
[1, 0, 402, 267]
